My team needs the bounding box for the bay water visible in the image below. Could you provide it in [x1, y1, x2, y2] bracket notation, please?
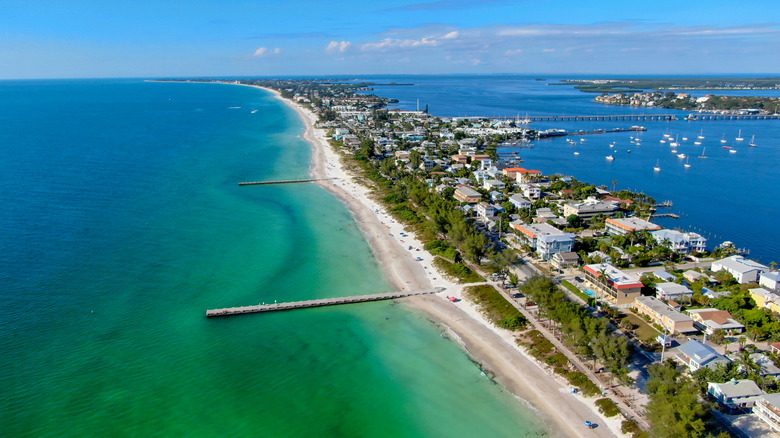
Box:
[0, 80, 547, 437]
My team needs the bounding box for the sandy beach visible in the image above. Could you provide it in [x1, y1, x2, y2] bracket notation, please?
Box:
[249, 84, 626, 438]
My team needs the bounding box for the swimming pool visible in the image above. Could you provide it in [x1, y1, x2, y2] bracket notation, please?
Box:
[584, 289, 597, 297]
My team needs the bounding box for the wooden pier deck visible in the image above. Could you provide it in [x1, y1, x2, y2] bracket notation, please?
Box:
[238, 177, 337, 186]
[206, 287, 445, 317]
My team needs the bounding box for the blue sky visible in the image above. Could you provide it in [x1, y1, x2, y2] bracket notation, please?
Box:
[2, 0, 779, 78]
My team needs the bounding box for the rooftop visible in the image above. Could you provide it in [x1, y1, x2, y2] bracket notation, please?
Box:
[584, 263, 644, 289]
[606, 217, 661, 232]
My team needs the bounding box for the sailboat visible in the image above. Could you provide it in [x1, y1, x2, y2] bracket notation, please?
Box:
[694, 138, 702, 145]
[720, 134, 727, 144]
[697, 129, 705, 140]
[654, 159, 661, 172]
[736, 129, 744, 142]
[698, 147, 708, 158]
[684, 157, 691, 168]
[749, 135, 757, 147]
[670, 136, 679, 147]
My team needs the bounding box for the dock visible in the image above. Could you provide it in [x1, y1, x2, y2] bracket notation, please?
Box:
[239, 178, 337, 186]
[206, 287, 445, 317]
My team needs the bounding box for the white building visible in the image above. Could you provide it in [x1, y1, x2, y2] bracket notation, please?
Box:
[511, 222, 575, 261]
[711, 255, 769, 284]
[655, 282, 694, 301]
[562, 199, 620, 221]
[651, 229, 707, 255]
[518, 183, 541, 200]
[605, 217, 661, 236]
[707, 380, 764, 412]
[760, 271, 780, 292]
[755, 393, 780, 433]
[482, 179, 506, 191]
[508, 194, 531, 210]
[476, 202, 497, 219]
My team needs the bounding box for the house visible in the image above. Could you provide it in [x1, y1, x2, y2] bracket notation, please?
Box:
[751, 353, 780, 378]
[489, 191, 505, 203]
[655, 282, 694, 301]
[683, 270, 713, 284]
[632, 296, 696, 334]
[605, 217, 661, 236]
[754, 393, 780, 433]
[483, 179, 506, 191]
[651, 229, 707, 255]
[582, 263, 644, 307]
[707, 380, 764, 412]
[760, 271, 780, 292]
[686, 308, 745, 335]
[551, 252, 580, 270]
[653, 270, 677, 282]
[750, 288, 780, 314]
[509, 194, 531, 210]
[711, 255, 769, 284]
[513, 168, 543, 183]
[453, 186, 482, 204]
[587, 250, 612, 264]
[476, 202, 497, 219]
[676, 339, 730, 371]
[518, 183, 541, 200]
[511, 222, 575, 261]
[562, 200, 620, 221]
[451, 154, 469, 164]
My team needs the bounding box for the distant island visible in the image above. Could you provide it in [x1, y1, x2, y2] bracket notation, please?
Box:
[554, 77, 780, 93]
[594, 91, 780, 114]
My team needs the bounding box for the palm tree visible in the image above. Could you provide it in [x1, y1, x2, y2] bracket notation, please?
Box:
[612, 179, 617, 192]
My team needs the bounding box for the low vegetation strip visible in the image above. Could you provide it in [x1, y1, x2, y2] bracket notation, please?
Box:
[560, 280, 591, 303]
[463, 285, 527, 330]
[432, 257, 484, 284]
[595, 398, 621, 417]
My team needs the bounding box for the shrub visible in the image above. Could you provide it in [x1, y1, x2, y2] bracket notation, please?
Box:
[595, 398, 621, 417]
[464, 284, 527, 331]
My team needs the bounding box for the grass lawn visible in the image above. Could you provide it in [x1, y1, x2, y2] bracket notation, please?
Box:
[623, 313, 660, 342]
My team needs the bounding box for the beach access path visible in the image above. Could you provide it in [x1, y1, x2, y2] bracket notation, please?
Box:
[247, 83, 626, 438]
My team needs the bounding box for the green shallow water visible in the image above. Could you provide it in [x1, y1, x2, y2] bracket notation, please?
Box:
[0, 80, 549, 437]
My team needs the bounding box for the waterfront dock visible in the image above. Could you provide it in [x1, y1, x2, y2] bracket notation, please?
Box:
[206, 287, 445, 317]
[239, 178, 338, 186]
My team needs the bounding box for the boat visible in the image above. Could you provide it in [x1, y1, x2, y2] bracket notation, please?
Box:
[749, 135, 757, 147]
[670, 136, 679, 147]
[682, 137, 688, 141]
[677, 153, 686, 159]
[720, 134, 727, 144]
[697, 129, 705, 140]
[698, 147, 708, 158]
[660, 139, 666, 144]
[694, 140, 702, 145]
[654, 159, 661, 172]
[684, 157, 691, 168]
[722, 146, 732, 149]
[736, 129, 744, 142]
[574, 152, 580, 155]
[606, 155, 615, 161]
[730, 149, 737, 154]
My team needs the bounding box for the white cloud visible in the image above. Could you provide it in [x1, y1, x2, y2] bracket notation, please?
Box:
[443, 31, 459, 39]
[505, 49, 523, 56]
[253, 47, 267, 56]
[273, 48, 282, 54]
[361, 37, 438, 51]
[543, 48, 555, 52]
[326, 41, 351, 53]
[472, 59, 482, 66]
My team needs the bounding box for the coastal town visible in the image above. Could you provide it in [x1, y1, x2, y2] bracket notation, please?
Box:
[200, 78, 779, 438]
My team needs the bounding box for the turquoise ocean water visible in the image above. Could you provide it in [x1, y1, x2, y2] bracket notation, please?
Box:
[0, 80, 548, 437]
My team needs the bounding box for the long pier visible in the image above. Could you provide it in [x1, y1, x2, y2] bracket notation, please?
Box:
[483, 113, 780, 122]
[238, 177, 337, 186]
[206, 287, 444, 317]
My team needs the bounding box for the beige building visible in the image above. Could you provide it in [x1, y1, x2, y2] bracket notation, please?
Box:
[632, 296, 696, 334]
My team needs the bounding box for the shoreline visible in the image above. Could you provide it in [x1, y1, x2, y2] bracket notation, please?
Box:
[232, 82, 626, 437]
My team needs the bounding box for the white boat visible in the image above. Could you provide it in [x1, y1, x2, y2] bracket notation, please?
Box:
[574, 152, 580, 155]
[697, 129, 705, 140]
[720, 134, 727, 144]
[682, 137, 688, 141]
[736, 129, 744, 142]
[694, 140, 702, 145]
[671, 149, 678, 153]
[677, 153, 686, 159]
[660, 139, 666, 144]
[606, 155, 615, 161]
[684, 157, 691, 168]
[698, 147, 707, 158]
[730, 149, 737, 154]
[654, 160, 661, 172]
[749, 135, 757, 147]
[670, 136, 679, 147]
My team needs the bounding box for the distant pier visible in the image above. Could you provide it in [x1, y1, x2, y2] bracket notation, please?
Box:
[482, 113, 780, 123]
[206, 288, 444, 317]
[239, 178, 338, 186]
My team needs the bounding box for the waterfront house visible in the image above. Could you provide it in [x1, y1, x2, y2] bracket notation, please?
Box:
[686, 308, 745, 335]
[651, 229, 707, 255]
[509, 194, 531, 210]
[676, 339, 730, 371]
[511, 222, 575, 261]
[551, 252, 580, 270]
[760, 271, 780, 292]
[582, 263, 644, 307]
[605, 217, 661, 236]
[453, 186, 482, 204]
[632, 296, 696, 334]
[655, 282, 694, 301]
[711, 255, 768, 284]
[707, 380, 764, 412]
[513, 168, 543, 183]
[755, 393, 780, 433]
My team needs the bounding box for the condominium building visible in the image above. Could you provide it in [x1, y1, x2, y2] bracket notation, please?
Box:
[632, 296, 696, 334]
[605, 217, 661, 236]
[583, 263, 644, 306]
[511, 222, 575, 261]
[711, 255, 769, 284]
[562, 200, 620, 221]
[651, 229, 707, 255]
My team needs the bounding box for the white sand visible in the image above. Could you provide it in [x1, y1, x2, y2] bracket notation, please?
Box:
[240, 83, 626, 438]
